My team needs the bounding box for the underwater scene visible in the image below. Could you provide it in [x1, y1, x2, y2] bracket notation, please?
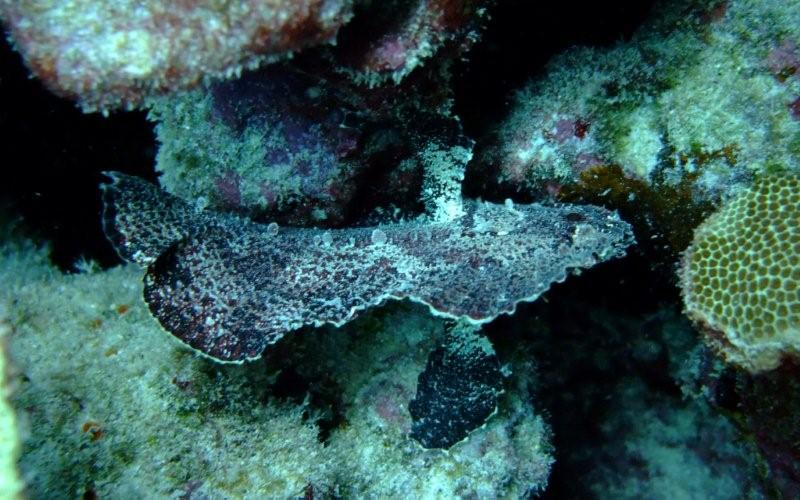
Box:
[0, 0, 798, 498]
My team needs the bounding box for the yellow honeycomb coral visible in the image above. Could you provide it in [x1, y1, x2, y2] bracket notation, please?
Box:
[680, 172, 800, 373]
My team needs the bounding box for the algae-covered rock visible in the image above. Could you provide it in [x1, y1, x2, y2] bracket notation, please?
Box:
[0, 0, 354, 111]
[470, 0, 800, 199]
[148, 60, 473, 226]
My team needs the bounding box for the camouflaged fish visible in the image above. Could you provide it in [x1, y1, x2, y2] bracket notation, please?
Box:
[101, 172, 633, 363]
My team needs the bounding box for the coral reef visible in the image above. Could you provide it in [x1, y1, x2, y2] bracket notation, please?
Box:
[469, 0, 800, 201]
[0, 0, 354, 111]
[700, 361, 800, 497]
[148, 61, 470, 224]
[486, 280, 768, 499]
[102, 172, 633, 361]
[5, 0, 800, 495]
[0, 0, 489, 112]
[484, 283, 768, 498]
[680, 171, 800, 373]
[583, 378, 764, 499]
[0, 238, 552, 497]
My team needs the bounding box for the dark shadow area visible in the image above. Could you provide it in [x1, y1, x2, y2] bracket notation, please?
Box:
[0, 37, 156, 271]
[452, 0, 658, 139]
[487, 254, 685, 499]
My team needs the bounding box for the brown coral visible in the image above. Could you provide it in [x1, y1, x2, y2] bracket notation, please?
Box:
[0, 0, 354, 111]
[680, 172, 800, 372]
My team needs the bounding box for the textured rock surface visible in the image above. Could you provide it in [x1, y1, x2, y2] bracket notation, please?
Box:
[102, 173, 633, 361]
[0, 0, 354, 111]
[335, 0, 489, 86]
[0, 0, 490, 112]
[469, 0, 800, 200]
[148, 61, 471, 225]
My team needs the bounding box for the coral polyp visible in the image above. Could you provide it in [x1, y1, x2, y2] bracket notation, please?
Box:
[681, 172, 800, 373]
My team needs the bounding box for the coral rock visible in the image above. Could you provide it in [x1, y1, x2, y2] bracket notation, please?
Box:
[150, 64, 366, 223]
[469, 0, 800, 199]
[149, 62, 471, 225]
[0, 0, 354, 111]
[335, 0, 489, 86]
[680, 172, 800, 373]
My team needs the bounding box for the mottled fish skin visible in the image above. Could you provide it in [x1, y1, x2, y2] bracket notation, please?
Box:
[102, 173, 634, 362]
[101, 172, 206, 266]
[410, 324, 503, 449]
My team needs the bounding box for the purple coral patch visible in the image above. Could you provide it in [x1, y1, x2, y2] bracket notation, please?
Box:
[207, 65, 365, 218]
[214, 170, 243, 208]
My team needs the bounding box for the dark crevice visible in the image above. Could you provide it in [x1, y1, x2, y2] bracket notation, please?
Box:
[0, 36, 156, 271]
[452, 0, 658, 140]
